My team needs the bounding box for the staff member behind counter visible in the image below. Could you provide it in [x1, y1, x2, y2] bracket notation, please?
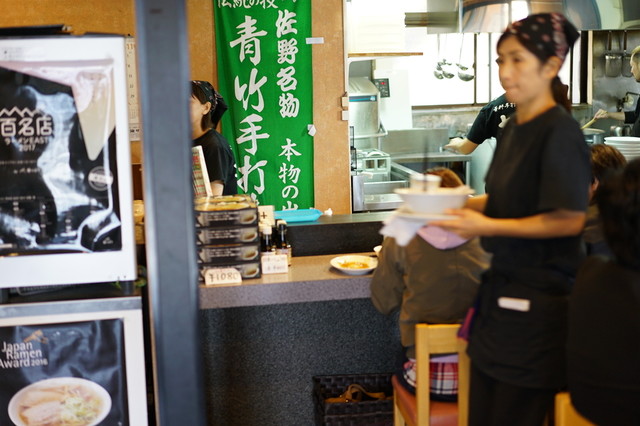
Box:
[444, 94, 516, 155]
[433, 13, 590, 425]
[191, 80, 238, 196]
[591, 45, 640, 137]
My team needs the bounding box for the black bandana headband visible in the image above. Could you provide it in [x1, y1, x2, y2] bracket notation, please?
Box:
[505, 13, 579, 64]
[192, 80, 228, 126]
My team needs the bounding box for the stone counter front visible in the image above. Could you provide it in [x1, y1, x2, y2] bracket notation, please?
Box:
[198, 251, 399, 426]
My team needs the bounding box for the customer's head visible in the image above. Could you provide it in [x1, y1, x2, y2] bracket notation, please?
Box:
[590, 144, 627, 201]
[631, 45, 640, 82]
[497, 13, 579, 111]
[596, 159, 640, 270]
[425, 167, 463, 188]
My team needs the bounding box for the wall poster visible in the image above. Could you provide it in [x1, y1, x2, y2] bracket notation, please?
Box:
[0, 36, 136, 288]
[214, 0, 314, 210]
[0, 320, 128, 425]
[0, 307, 148, 426]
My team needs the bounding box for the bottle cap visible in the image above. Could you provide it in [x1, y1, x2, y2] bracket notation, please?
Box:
[261, 225, 272, 235]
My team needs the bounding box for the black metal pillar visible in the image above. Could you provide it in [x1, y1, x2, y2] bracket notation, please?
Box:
[133, 0, 206, 425]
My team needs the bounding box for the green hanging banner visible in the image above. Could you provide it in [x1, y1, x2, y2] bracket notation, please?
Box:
[214, 0, 314, 210]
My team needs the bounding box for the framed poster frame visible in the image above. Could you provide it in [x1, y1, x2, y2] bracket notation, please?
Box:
[0, 35, 136, 288]
[0, 297, 148, 425]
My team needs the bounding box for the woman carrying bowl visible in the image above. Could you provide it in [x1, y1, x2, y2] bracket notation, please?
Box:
[432, 13, 590, 425]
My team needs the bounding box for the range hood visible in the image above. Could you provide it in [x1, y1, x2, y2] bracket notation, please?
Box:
[406, 0, 640, 32]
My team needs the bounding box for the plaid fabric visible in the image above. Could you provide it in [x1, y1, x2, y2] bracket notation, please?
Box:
[397, 355, 459, 400]
[430, 355, 459, 398]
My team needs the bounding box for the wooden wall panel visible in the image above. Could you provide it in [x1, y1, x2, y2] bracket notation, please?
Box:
[1, 0, 215, 83]
[311, 0, 350, 214]
[187, 0, 216, 83]
[1, 0, 136, 35]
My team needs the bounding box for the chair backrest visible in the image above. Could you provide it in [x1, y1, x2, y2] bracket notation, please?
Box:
[415, 324, 469, 426]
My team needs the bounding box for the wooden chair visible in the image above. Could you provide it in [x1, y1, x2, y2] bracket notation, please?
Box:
[555, 392, 596, 426]
[392, 324, 469, 426]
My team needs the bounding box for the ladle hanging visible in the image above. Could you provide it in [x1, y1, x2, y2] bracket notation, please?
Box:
[457, 33, 475, 82]
[440, 34, 454, 79]
[622, 31, 633, 78]
[433, 34, 444, 79]
[605, 31, 621, 78]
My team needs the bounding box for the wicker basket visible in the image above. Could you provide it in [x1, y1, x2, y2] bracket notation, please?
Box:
[312, 373, 393, 426]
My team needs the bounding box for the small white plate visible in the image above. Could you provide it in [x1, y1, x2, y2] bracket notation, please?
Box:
[394, 207, 457, 223]
[330, 255, 377, 275]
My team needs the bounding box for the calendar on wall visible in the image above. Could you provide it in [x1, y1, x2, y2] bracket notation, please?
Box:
[125, 37, 142, 142]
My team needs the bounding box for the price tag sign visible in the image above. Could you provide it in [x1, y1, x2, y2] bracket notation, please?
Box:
[261, 254, 289, 274]
[203, 267, 242, 285]
[257, 205, 275, 226]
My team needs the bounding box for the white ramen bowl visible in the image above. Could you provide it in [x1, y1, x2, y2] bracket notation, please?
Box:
[604, 136, 640, 145]
[395, 187, 474, 214]
[8, 377, 112, 426]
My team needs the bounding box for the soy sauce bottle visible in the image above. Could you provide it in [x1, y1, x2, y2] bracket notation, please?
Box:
[275, 219, 292, 265]
[260, 224, 276, 256]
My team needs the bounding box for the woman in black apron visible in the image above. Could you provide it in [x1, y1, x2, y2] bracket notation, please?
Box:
[433, 13, 590, 425]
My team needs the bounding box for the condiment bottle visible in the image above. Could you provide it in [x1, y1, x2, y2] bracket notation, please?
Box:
[260, 224, 276, 256]
[275, 219, 292, 265]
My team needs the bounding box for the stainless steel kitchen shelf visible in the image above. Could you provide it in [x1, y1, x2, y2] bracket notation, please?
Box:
[391, 152, 472, 185]
[390, 151, 473, 163]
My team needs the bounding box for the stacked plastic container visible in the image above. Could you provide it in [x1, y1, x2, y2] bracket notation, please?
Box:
[193, 195, 261, 282]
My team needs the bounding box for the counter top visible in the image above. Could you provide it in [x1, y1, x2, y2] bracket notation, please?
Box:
[199, 253, 375, 309]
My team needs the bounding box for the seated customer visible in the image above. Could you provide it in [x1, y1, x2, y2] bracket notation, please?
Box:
[370, 168, 490, 397]
[583, 144, 626, 256]
[568, 158, 640, 425]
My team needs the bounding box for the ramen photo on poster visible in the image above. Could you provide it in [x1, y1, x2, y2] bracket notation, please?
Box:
[8, 377, 111, 426]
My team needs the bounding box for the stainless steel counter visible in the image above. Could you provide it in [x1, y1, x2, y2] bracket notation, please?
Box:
[199, 253, 375, 309]
[390, 151, 473, 163]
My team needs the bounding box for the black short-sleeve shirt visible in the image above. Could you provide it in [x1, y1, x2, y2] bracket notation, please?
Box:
[193, 129, 238, 195]
[482, 105, 591, 275]
[624, 97, 640, 137]
[466, 94, 516, 144]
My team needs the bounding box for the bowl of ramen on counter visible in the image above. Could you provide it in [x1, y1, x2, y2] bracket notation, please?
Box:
[8, 377, 112, 426]
[330, 255, 377, 275]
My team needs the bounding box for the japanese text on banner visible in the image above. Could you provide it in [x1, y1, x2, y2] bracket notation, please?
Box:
[215, 0, 313, 210]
